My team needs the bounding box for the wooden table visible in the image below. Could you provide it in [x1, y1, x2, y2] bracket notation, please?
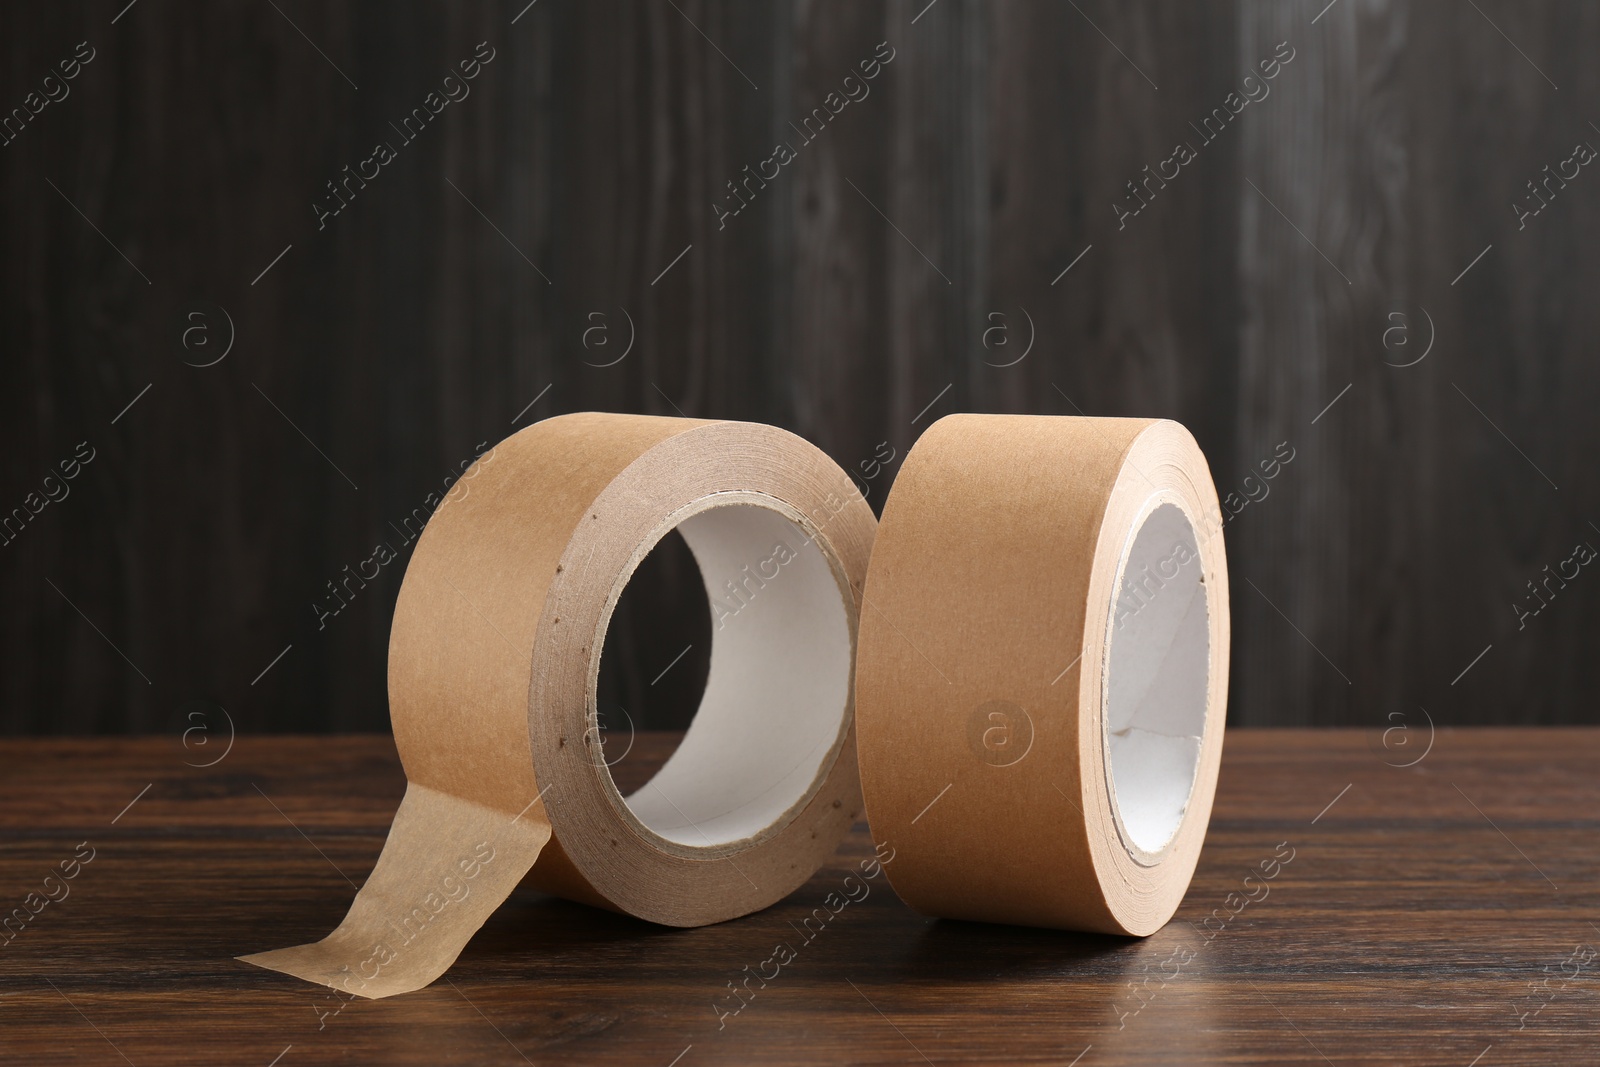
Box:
[1, 729, 1595, 1065]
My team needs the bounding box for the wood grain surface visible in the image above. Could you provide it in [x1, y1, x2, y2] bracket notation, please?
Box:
[2, 2, 1597, 736]
[0, 728, 1595, 1065]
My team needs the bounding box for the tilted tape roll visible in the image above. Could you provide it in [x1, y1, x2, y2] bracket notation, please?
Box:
[855, 414, 1229, 935]
[242, 413, 875, 998]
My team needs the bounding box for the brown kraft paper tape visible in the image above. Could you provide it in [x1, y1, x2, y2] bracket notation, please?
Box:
[855, 414, 1229, 936]
[241, 413, 875, 998]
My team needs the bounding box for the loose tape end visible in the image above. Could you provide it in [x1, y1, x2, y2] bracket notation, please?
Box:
[239, 782, 552, 1000]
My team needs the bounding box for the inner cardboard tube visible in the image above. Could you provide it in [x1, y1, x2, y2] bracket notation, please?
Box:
[1102, 499, 1210, 861]
[593, 497, 855, 851]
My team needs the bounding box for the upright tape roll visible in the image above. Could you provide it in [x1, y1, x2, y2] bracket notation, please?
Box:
[242, 414, 874, 997]
[855, 414, 1228, 935]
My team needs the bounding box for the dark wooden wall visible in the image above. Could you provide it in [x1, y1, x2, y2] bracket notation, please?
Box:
[2, 0, 1595, 735]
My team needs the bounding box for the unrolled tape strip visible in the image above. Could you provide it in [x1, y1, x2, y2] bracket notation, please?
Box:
[855, 414, 1229, 935]
[241, 413, 875, 998]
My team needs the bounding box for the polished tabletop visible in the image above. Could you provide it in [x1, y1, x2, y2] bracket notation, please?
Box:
[0, 728, 1594, 1065]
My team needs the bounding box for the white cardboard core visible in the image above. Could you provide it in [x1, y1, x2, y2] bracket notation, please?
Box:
[615, 502, 852, 848]
[1105, 502, 1209, 856]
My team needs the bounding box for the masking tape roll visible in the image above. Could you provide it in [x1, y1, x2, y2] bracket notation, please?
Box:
[242, 413, 874, 998]
[855, 414, 1228, 935]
